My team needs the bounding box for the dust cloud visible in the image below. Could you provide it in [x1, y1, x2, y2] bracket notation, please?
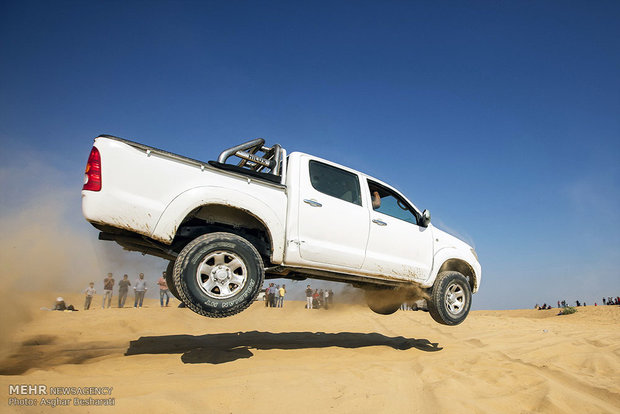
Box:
[285, 281, 429, 312]
[0, 157, 162, 358]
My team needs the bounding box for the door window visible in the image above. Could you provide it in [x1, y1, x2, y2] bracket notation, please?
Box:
[309, 160, 362, 206]
[368, 181, 418, 225]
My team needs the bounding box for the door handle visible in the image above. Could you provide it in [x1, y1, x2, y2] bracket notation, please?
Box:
[303, 199, 322, 207]
[372, 219, 387, 226]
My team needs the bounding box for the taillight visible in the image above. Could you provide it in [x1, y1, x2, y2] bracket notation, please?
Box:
[83, 147, 102, 191]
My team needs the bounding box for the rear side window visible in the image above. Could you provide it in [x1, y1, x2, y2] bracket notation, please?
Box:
[309, 160, 361, 206]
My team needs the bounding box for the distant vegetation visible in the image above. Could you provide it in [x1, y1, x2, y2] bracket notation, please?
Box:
[559, 306, 577, 315]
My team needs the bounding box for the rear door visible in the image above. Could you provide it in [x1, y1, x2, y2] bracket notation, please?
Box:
[297, 156, 370, 269]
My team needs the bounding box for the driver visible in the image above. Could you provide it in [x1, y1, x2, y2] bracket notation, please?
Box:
[371, 190, 381, 210]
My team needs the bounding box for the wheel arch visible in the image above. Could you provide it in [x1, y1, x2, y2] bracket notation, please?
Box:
[151, 186, 285, 263]
[436, 258, 478, 293]
[427, 247, 479, 293]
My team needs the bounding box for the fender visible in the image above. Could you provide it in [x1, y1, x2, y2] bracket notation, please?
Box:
[151, 185, 286, 263]
[425, 247, 481, 292]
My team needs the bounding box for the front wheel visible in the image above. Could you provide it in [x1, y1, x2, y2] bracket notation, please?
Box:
[428, 271, 472, 326]
[173, 232, 264, 318]
[365, 289, 401, 315]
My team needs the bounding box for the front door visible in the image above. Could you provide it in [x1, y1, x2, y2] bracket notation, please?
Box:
[362, 180, 433, 281]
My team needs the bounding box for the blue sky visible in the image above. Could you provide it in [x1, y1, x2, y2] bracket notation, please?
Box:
[1, 1, 618, 309]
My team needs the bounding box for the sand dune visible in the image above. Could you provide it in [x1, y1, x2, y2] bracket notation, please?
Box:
[1, 293, 618, 413]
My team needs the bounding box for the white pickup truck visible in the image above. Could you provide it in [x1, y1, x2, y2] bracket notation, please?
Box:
[82, 135, 481, 325]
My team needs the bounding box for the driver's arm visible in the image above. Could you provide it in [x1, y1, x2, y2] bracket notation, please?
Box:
[371, 191, 381, 209]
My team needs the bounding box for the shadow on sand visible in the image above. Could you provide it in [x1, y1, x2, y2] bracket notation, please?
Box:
[125, 331, 442, 364]
[0, 335, 127, 375]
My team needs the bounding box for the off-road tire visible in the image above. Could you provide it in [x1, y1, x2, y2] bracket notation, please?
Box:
[165, 260, 182, 300]
[173, 232, 264, 318]
[428, 271, 471, 326]
[365, 289, 401, 315]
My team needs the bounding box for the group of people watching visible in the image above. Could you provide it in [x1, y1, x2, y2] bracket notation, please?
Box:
[264, 283, 286, 307]
[82, 272, 172, 310]
[536, 300, 583, 310]
[262, 283, 336, 310]
[305, 285, 334, 310]
[536, 296, 620, 310]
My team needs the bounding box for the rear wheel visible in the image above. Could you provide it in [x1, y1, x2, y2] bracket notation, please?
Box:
[173, 232, 264, 318]
[365, 289, 401, 315]
[428, 271, 471, 325]
[165, 260, 181, 300]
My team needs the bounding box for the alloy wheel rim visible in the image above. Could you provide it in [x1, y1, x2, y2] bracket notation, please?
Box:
[196, 251, 248, 299]
[445, 282, 465, 315]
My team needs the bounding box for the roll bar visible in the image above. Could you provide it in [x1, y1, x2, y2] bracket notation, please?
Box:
[217, 138, 284, 176]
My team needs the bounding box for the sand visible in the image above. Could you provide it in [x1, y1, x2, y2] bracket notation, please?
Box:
[1, 293, 619, 413]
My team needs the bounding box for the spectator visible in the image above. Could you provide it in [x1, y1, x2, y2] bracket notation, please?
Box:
[323, 289, 330, 310]
[313, 289, 320, 309]
[267, 283, 276, 307]
[54, 297, 66, 311]
[134, 273, 147, 308]
[54, 297, 76, 311]
[102, 273, 114, 309]
[118, 274, 131, 308]
[274, 284, 281, 308]
[157, 271, 171, 307]
[305, 285, 313, 309]
[278, 284, 286, 307]
[84, 282, 96, 310]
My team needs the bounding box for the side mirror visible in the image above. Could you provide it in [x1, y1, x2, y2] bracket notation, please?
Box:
[420, 209, 431, 227]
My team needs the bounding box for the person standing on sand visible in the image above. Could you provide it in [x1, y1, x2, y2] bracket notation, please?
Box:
[323, 289, 330, 310]
[102, 273, 114, 308]
[84, 282, 96, 310]
[305, 285, 313, 309]
[134, 273, 147, 308]
[157, 271, 171, 307]
[278, 285, 286, 307]
[118, 274, 131, 308]
[271, 283, 278, 307]
[313, 289, 320, 309]
[267, 283, 276, 307]
[274, 284, 281, 307]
